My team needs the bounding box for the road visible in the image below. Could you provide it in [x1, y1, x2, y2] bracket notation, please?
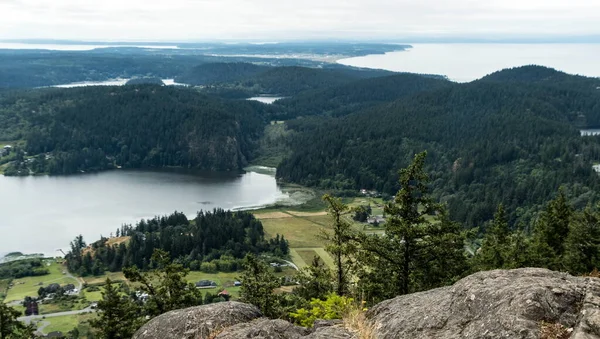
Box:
[18, 306, 95, 323]
[283, 260, 299, 271]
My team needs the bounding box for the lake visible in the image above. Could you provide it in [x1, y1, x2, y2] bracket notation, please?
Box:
[338, 43, 600, 82]
[52, 78, 186, 88]
[246, 96, 285, 104]
[0, 169, 290, 257]
[581, 129, 600, 136]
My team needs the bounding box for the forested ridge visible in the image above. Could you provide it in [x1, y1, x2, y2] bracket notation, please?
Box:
[277, 66, 600, 227]
[2, 85, 271, 175]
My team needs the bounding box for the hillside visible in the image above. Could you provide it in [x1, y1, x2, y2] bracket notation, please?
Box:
[174, 62, 272, 86]
[1, 85, 269, 175]
[277, 72, 600, 227]
[273, 73, 453, 119]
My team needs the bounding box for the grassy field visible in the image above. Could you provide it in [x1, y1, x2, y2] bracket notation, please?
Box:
[39, 313, 96, 335]
[258, 212, 330, 248]
[5, 261, 78, 303]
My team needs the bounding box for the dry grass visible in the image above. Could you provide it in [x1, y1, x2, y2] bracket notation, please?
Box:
[539, 322, 571, 339]
[343, 307, 377, 339]
[254, 211, 293, 219]
[286, 211, 328, 217]
[106, 236, 130, 246]
[585, 268, 600, 278]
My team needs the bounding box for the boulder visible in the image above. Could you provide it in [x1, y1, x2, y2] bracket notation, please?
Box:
[132, 301, 262, 339]
[367, 268, 600, 339]
[216, 318, 310, 338]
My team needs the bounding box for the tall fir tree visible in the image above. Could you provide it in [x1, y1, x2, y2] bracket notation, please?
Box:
[532, 189, 573, 270]
[239, 254, 281, 318]
[357, 152, 468, 301]
[322, 194, 358, 296]
[89, 278, 143, 339]
[476, 204, 510, 270]
[563, 206, 600, 274]
[123, 249, 203, 317]
[0, 303, 34, 339]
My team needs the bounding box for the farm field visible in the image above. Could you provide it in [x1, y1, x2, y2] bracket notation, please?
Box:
[4, 261, 78, 303]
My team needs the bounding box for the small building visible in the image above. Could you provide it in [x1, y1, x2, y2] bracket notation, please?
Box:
[233, 281, 242, 287]
[195, 280, 217, 289]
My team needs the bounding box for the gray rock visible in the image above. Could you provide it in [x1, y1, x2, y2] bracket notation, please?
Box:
[367, 268, 600, 339]
[216, 318, 310, 338]
[132, 301, 262, 339]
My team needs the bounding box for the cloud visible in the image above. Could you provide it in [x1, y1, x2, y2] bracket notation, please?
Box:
[0, 0, 599, 40]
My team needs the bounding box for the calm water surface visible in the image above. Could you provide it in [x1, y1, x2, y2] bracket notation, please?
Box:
[246, 96, 284, 104]
[0, 169, 287, 256]
[339, 44, 600, 82]
[52, 78, 186, 88]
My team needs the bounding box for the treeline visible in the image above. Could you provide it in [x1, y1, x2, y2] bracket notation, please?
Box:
[65, 210, 289, 276]
[277, 66, 600, 227]
[0, 258, 49, 279]
[187, 63, 396, 97]
[2, 86, 270, 175]
[272, 73, 452, 120]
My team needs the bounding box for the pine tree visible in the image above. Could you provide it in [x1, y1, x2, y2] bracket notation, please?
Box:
[563, 206, 600, 274]
[322, 194, 358, 296]
[239, 254, 281, 318]
[476, 204, 510, 270]
[89, 278, 143, 339]
[358, 152, 468, 300]
[0, 303, 34, 339]
[123, 249, 203, 317]
[532, 189, 573, 269]
[293, 256, 334, 301]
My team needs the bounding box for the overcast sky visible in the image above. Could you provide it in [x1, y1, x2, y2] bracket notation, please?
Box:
[1, 0, 599, 41]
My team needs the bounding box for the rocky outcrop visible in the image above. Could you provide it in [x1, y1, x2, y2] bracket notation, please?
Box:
[368, 268, 600, 338]
[133, 302, 353, 339]
[132, 302, 262, 339]
[133, 268, 600, 339]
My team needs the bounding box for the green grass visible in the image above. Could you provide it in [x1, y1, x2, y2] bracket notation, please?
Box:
[5, 261, 78, 303]
[39, 298, 89, 314]
[39, 313, 96, 335]
[261, 215, 329, 248]
[296, 249, 319, 265]
[82, 288, 103, 302]
[82, 272, 127, 286]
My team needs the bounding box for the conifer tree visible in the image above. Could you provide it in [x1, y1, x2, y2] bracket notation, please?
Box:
[532, 189, 573, 269]
[322, 194, 358, 296]
[0, 303, 34, 339]
[358, 152, 468, 300]
[89, 278, 143, 339]
[563, 206, 600, 274]
[239, 254, 281, 317]
[476, 204, 510, 270]
[293, 256, 334, 301]
[123, 249, 203, 317]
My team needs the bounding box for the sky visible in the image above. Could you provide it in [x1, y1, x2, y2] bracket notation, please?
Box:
[1, 0, 599, 41]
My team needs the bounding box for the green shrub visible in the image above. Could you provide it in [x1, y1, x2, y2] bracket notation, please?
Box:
[289, 293, 355, 327]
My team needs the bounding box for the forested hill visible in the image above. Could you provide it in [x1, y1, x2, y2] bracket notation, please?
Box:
[277, 71, 600, 227]
[174, 62, 272, 86]
[183, 63, 397, 96]
[481, 65, 600, 91]
[2, 85, 270, 175]
[272, 73, 453, 119]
